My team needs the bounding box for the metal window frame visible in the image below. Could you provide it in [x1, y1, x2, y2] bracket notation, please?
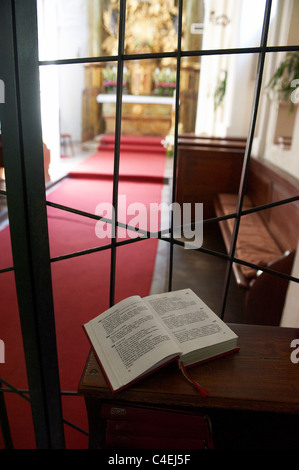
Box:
[0, 0, 298, 449]
[0, 0, 64, 449]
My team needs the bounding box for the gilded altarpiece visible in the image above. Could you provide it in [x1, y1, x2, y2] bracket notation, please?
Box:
[82, 0, 203, 141]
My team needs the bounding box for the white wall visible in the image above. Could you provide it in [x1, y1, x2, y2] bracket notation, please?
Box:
[37, 0, 89, 164]
[37, 0, 61, 169]
[253, 0, 299, 178]
[56, 0, 88, 143]
[195, 0, 266, 137]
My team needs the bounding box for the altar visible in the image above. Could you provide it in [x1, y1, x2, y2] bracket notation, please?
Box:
[97, 93, 175, 136]
[81, 1, 202, 141]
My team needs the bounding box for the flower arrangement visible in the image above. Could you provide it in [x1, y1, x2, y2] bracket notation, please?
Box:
[103, 66, 129, 93]
[161, 134, 174, 157]
[153, 68, 176, 96]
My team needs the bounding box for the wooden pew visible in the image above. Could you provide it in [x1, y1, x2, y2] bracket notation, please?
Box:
[214, 158, 299, 287]
[176, 135, 246, 220]
[176, 135, 299, 325]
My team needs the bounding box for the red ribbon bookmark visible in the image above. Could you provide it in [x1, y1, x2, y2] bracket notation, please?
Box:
[179, 361, 209, 397]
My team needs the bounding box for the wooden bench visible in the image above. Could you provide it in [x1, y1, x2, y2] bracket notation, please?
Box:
[176, 135, 246, 220]
[214, 157, 299, 325]
[176, 135, 299, 325]
[214, 157, 298, 284]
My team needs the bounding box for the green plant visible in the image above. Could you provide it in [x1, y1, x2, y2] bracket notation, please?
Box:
[266, 51, 299, 112]
[214, 70, 227, 111]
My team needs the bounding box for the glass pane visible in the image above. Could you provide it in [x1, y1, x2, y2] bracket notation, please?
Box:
[182, 0, 205, 52]
[51, 251, 111, 380]
[176, 51, 254, 249]
[47, 181, 113, 260]
[225, 252, 298, 327]
[179, 57, 200, 134]
[194, 53, 257, 137]
[237, 200, 298, 277]
[37, 0, 120, 61]
[182, 0, 266, 53]
[171, 240, 230, 318]
[1, 382, 35, 449]
[222, 197, 299, 326]
[253, 50, 299, 177]
[39, 61, 106, 183]
[124, 1, 178, 55]
[51, 250, 110, 448]
[114, 240, 159, 302]
[39, 62, 114, 258]
[281, 274, 299, 329]
[267, 0, 299, 47]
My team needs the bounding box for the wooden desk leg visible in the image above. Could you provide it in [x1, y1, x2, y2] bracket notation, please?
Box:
[84, 397, 107, 449]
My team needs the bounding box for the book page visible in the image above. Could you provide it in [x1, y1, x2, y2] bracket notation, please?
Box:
[144, 289, 237, 356]
[84, 296, 181, 390]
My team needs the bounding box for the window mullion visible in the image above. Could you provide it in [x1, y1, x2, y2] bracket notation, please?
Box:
[109, 0, 127, 307]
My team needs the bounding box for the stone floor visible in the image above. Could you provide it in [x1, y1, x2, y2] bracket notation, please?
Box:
[150, 217, 248, 324]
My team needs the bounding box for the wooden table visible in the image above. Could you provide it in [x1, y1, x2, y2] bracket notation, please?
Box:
[78, 323, 299, 449]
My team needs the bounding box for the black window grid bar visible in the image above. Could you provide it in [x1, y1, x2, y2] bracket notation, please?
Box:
[33, 1, 299, 315]
[2, 195, 299, 282]
[1, 0, 299, 449]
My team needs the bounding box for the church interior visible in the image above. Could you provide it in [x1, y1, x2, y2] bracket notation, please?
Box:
[0, 0, 298, 450]
[33, 0, 299, 328]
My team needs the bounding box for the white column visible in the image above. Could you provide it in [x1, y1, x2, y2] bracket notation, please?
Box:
[37, 0, 60, 172]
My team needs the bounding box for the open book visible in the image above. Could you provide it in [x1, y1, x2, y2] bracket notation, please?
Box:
[83, 289, 239, 394]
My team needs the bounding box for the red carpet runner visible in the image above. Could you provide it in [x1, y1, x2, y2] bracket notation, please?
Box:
[0, 136, 167, 449]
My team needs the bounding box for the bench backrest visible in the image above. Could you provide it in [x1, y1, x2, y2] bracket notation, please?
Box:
[176, 135, 298, 251]
[246, 157, 299, 252]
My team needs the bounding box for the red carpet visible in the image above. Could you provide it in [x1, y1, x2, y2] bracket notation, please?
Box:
[69, 135, 166, 183]
[0, 137, 167, 449]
